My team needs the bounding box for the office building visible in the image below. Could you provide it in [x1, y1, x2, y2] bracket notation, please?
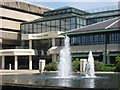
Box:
[0, 1, 119, 70]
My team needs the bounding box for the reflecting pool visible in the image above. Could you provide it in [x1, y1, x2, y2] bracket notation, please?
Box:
[1, 73, 120, 89]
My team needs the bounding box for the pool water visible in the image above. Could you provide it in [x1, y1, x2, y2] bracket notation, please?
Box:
[1, 73, 120, 89]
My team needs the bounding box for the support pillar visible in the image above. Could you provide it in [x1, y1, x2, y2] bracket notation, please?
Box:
[52, 54, 57, 61]
[107, 55, 110, 64]
[52, 38, 56, 61]
[52, 38, 55, 47]
[14, 55, 18, 70]
[103, 51, 106, 64]
[80, 59, 87, 74]
[39, 59, 45, 73]
[2, 56, 5, 69]
[29, 39, 32, 49]
[29, 55, 32, 70]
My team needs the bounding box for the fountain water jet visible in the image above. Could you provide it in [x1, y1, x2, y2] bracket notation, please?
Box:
[85, 50, 96, 78]
[58, 36, 72, 78]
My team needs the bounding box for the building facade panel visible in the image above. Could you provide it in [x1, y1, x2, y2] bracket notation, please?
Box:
[0, 19, 21, 30]
[0, 8, 42, 22]
[0, 0, 50, 51]
[0, 30, 19, 40]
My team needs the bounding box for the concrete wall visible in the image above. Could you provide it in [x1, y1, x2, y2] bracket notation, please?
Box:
[51, 44, 119, 54]
[0, 0, 50, 47]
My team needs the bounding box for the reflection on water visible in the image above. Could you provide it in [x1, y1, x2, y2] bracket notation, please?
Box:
[58, 79, 72, 87]
[1, 73, 120, 89]
[84, 79, 95, 88]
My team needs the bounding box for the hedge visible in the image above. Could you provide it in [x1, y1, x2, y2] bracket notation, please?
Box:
[44, 61, 57, 71]
[44, 60, 116, 72]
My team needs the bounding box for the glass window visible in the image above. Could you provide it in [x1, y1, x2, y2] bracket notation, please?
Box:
[70, 24, 75, 30]
[110, 33, 120, 43]
[25, 24, 29, 30]
[38, 22, 41, 28]
[89, 35, 94, 44]
[70, 37, 75, 45]
[61, 19, 66, 25]
[46, 21, 51, 32]
[42, 27, 46, 33]
[55, 20, 60, 31]
[85, 36, 89, 44]
[73, 36, 80, 45]
[117, 33, 120, 42]
[77, 18, 80, 24]
[81, 36, 86, 44]
[71, 18, 75, 24]
[29, 24, 32, 29]
[100, 34, 105, 44]
[94, 35, 99, 44]
[51, 20, 56, 31]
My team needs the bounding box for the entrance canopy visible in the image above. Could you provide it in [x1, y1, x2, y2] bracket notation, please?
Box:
[0, 49, 36, 56]
[22, 31, 64, 40]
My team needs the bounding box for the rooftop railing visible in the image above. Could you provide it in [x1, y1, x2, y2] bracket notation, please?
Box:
[85, 5, 119, 13]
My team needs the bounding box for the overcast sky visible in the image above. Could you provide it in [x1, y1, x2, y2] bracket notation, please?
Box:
[18, 0, 119, 11]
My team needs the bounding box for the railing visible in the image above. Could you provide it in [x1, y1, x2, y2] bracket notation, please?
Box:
[85, 5, 119, 13]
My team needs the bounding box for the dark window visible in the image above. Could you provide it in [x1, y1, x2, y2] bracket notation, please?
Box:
[100, 34, 105, 44]
[110, 33, 120, 43]
[94, 35, 99, 44]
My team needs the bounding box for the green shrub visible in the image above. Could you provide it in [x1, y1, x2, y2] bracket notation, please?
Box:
[44, 61, 57, 71]
[94, 61, 105, 71]
[114, 62, 120, 72]
[72, 59, 80, 72]
[115, 55, 120, 64]
[94, 61, 115, 71]
[100, 65, 115, 72]
[114, 55, 120, 72]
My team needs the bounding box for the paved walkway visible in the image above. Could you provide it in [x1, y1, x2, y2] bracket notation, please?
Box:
[0, 69, 40, 75]
[0, 69, 119, 75]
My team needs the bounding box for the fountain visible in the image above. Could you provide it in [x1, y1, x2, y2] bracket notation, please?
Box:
[58, 35, 72, 78]
[58, 36, 96, 78]
[85, 50, 96, 78]
[1, 36, 119, 89]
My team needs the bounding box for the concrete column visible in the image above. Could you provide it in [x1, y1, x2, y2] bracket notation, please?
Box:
[103, 51, 106, 64]
[52, 38, 55, 46]
[39, 60, 45, 73]
[80, 59, 87, 74]
[2, 56, 5, 69]
[29, 40, 32, 49]
[52, 38, 56, 61]
[107, 55, 110, 64]
[14, 55, 18, 70]
[9, 63, 11, 71]
[29, 55, 32, 70]
[52, 54, 57, 61]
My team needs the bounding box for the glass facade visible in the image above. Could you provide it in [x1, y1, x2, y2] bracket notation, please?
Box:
[70, 32, 120, 46]
[86, 9, 119, 25]
[110, 33, 120, 43]
[21, 7, 88, 34]
[70, 33, 106, 45]
[20, 6, 120, 66]
[21, 7, 88, 51]
[87, 16, 117, 25]
[21, 17, 86, 34]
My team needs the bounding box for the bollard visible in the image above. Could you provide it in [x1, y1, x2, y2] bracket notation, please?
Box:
[80, 59, 87, 75]
[9, 63, 11, 71]
[39, 60, 45, 73]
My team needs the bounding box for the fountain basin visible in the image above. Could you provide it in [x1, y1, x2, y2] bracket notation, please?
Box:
[1, 72, 120, 90]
